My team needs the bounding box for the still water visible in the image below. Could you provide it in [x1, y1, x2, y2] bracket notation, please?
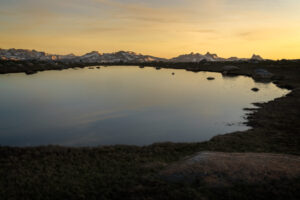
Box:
[0, 66, 289, 146]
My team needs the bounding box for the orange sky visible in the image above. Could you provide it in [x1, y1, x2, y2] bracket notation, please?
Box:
[0, 0, 300, 59]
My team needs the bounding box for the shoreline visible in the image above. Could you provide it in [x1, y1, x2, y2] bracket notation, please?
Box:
[0, 60, 299, 151]
[0, 60, 299, 199]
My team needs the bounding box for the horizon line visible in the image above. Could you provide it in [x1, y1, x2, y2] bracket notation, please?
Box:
[1, 47, 300, 60]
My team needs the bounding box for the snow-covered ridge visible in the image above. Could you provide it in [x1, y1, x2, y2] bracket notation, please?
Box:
[0, 48, 264, 63]
[170, 52, 226, 62]
[77, 51, 167, 63]
[170, 52, 264, 62]
[0, 48, 166, 63]
[0, 48, 77, 61]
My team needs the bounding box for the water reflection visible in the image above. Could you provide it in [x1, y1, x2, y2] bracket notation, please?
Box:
[0, 66, 289, 146]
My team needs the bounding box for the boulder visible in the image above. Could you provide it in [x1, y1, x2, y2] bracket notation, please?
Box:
[25, 70, 36, 75]
[253, 69, 274, 79]
[222, 65, 240, 72]
[160, 152, 300, 186]
[26, 62, 34, 67]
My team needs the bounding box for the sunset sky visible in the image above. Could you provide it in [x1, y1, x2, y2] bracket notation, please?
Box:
[0, 0, 299, 59]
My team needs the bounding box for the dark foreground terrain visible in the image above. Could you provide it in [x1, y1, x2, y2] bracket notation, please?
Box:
[0, 60, 299, 200]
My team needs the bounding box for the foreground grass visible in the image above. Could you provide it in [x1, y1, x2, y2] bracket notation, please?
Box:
[0, 143, 207, 200]
[1, 138, 299, 200]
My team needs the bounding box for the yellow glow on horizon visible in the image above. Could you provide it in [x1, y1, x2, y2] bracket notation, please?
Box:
[0, 0, 300, 59]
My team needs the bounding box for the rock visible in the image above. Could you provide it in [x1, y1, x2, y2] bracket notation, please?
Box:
[272, 75, 285, 80]
[160, 152, 300, 186]
[207, 77, 215, 80]
[253, 69, 274, 79]
[26, 62, 34, 67]
[172, 72, 175, 75]
[222, 65, 240, 72]
[9, 66, 18, 71]
[96, 67, 100, 69]
[222, 66, 241, 76]
[25, 70, 36, 75]
[252, 88, 259, 92]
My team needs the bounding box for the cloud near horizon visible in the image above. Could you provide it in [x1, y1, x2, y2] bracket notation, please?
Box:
[0, 0, 299, 59]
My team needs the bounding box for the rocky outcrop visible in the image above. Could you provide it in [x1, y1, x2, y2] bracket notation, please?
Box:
[253, 69, 274, 80]
[222, 65, 240, 75]
[222, 65, 240, 71]
[161, 152, 300, 186]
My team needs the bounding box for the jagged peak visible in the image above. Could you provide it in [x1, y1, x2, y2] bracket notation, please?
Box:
[88, 51, 100, 54]
[115, 51, 137, 55]
[84, 51, 101, 56]
[251, 54, 264, 60]
[0, 48, 266, 63]
[205, 52, 218, 57]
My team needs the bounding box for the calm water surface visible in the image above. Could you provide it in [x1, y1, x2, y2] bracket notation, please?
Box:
[0, 66, 289, 146]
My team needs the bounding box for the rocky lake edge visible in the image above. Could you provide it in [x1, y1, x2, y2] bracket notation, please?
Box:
[0, 59, 299, 199]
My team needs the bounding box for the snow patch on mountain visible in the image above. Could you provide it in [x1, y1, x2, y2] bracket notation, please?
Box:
[0, 48, 264, 63]
[170, 52, 264, 62]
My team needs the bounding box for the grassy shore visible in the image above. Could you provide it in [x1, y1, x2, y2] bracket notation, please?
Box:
[0, 61, 299, 199]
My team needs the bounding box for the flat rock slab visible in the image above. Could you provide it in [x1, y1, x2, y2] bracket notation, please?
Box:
[161, 152, 300, 187]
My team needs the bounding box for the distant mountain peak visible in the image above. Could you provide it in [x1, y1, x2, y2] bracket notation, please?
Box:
[85, 51, 101, 55]
[251, 54, 264, 60]
[0, 48, 266, 63]
[171, 51, 224, 62]
[205, 52, 218, 58]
